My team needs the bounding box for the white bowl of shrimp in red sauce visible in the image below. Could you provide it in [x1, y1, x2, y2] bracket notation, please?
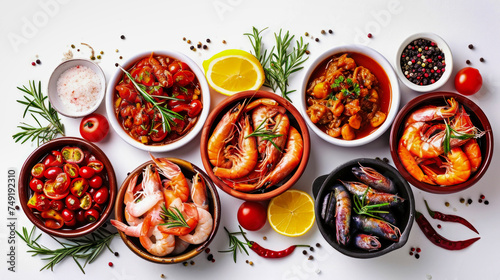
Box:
[112, 156, 221, 263]
[105, 50, 210, 152]
[200, 90, 311, 201]
[300, 45, 400, 147]
[389, 92, 493, 194]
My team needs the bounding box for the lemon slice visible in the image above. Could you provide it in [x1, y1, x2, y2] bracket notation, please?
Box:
[267, 190, 315, 237]
[203, 49, 265, 96]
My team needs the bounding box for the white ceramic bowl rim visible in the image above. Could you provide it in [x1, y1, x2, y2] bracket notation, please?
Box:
[105, 50, 210, 152]
[48, 59, 106, 118]
[300, 44, 400, 147]
[395, 32, 453, 92]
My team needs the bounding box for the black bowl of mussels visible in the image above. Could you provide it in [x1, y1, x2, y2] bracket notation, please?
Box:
[312, 158, 415, 258]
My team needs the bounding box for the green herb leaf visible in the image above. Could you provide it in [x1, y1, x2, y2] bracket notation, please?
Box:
[159, 204, 190, 228]
[353, 187, 389, 219]
[245, 117, 283, 152]
[219, 226, 250, 263]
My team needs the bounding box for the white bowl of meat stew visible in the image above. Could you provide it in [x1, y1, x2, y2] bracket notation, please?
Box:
[300, 45, 400, 147]
[106, 50, 210, 152]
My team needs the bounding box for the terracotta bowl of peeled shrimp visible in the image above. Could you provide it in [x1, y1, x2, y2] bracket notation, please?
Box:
[389, 92, 493, 194]
[113, 156, 221, 263]
[200, 90, 311, 201]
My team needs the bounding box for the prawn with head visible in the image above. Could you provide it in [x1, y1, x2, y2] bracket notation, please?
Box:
[125, 164, 164, 218]
[150, 154, 190, 205]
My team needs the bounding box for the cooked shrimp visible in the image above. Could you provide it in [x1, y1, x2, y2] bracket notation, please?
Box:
[207, 102, 245, 168]
[421, 147, 471, 186]
[149, 56, 173, 88]
[158, 198, 199, 236]
[213, 115, 258, 179]
[335, 185, 352, 246]
[258, 113, 289, 173]
[463, 139, 482, 173]
[251, 103, 285, 154]
[351, 164, 396, 193]
[405, 98, 458, 125]
[126, 164, 163, 218]
[244, 98, 281, 112]
[171, 238, 190, 255]
[140, 215, 175, 257]
[191, 173, 209, 211]
[257, 126, 303, 189]
[151, 154, 190, 204]
[352, 215, 400, 241]
[123, 174, 144, 226]
[110, 219, 142, 238]
[398, 140, 435, 185]
[179, 207, 213, 245]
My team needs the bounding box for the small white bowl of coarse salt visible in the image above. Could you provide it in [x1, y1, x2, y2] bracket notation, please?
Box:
[48, 59, 106, 118]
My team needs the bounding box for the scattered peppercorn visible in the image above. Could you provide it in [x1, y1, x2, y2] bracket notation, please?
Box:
[480, 194, 485, 199]
[197, 42, 202, 48]
[31, 62, 36, 66]
[190, 260, 195, 265]
[249, 261, 254, 266]
[410, 247, 415, 251]
[127, 172, 131, 176]
[416, 248, 421, 253]
[183, 262, 188, 266]
[409, 251, 414, 256]
[460, 198, 465, 203]
[90, 56, 96, 60]
[484, 200, 489, 205]
[437, 224, 441, 229]
[100, 51, 104, 55]
[207, 254, 213, 261]
[308, 255, 314, 260]
[119, 56, 123, 59]
[328, 29, 333, 34]
[114, 252, 119, 257]
[480, 57, 485, 62]
[15, 205, 20, 210]
[206, 38, 211, 43]
[115, 49, 119, 53]
[467, 198, 473, 204]
[203, 45, 208, 50]
[115, 63, 119, 67]
[415, 253, 420, 259]
[305, 32, 309, 37]
[161, 274, 165, 278]
[190, 46, 195, 50]
[468, 44, 474, 49]
[222, 40, 227, 44]
[305, 50, 310, 55]
[321, 30, 326, 35]
[211, 259, 215, 263]
[120, 35, 125, 40]
[36, 59, 41, 64]
[187, 40, 191, 44]
[479, 199, 483, 203]
[97, 55, 102, 59]
[205, 248, 211, 254]
[183, 37, 186, 41]
[302, 250, 307, 255]
[246, 260, 249, 263]
[383, 157, 389, 163]
[263, 236, 267, 240]
[466, 60, 471, 65]
[71, 44, 75, 48]
[445, 202, 450, 207]
[77, 49, 80, 52]
[108, 262, 113, 267]
[367, 33, 373, 38]
[315, 38, 319, 42]
[315, 243, 321, 248]
[309, 247, 314, 252]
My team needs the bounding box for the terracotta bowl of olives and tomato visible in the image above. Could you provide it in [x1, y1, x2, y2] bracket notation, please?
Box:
[105, 50, 211, 152]
[19, 137, 117, 238]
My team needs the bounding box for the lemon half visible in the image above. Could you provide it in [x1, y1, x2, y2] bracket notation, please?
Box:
[267, 190, 315, 237]
[203, 49, 265, 96]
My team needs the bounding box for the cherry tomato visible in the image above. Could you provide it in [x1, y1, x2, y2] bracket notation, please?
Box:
[79, 166, 95, 179]
[27, 193, 50, 211]
[80, 193, 92, 210]
[43, 180, 69, 200]
[80, 113, 110, 142]
[31, 163, 46, 178]
[116, 84, 138, 103]
[29, 178, 44, 193]
[455, 67, 483, 96]
[64, 217, 77, 227]
[87, 160, 104, 173]
[41, 210, 64, 229]
[93, 187, 109, 205]
[49, 151, 63, 167]
[44, 166, 62, 180]
[167, 93, 188, 107]
[64, 163, 79, 178]
[76, 210, 86, 224]
[53, 172, 70, 194]
[43, 154, 56, 166]
[89, 175, 103, 189]
[92, 203, 103, 213]
[50, 200, 64, 211]
[173, 70, 195, 86]
[150, 123, 167, 142]
[70, 178, 89, 197]
[61, 147, 84, 164]
[168, 61, 190, 74]
[85, 209, 100, 223]
[82, 150, 97, 166]
[61, 209, 75, 222]
[237, 201, 267, 231]
[65, 194, 80, 211]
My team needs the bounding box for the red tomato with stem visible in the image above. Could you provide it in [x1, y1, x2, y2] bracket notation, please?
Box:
[237, 201, 267, 231]
[455, 67, 483, 95]
[79, 113, 110, 142]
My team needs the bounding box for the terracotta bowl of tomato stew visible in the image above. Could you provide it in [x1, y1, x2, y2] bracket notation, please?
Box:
[299, 45, 400, 147]
[18, 137, 117, 238]
[389, 92, 493, 194]
[200, 90, 310, 201]
[105, 50, 210, 152]
[114, 158, 221, 264]
[312, 158, 415, 258]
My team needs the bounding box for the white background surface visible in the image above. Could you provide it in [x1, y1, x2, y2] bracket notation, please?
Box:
[1, 0, 499, 279]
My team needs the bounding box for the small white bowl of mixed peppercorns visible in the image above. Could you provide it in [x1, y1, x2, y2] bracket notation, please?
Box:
[396, 32, 453, 92]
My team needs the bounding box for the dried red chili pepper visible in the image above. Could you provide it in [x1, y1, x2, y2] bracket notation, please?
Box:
[424, 200, 479, 234]
[415, 211, 480, 250]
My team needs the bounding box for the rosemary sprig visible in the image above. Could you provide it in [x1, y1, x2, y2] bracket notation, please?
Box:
[16, 226, 116, 274]
[120, 67, 183, 133]
[13, 81, 65, 146]
[218, 226, 249, 263]
[159, 204, 189, 228]
[245, 27, 309, 102]
[244, 117, 283, 152]
[353, 187, 389, 219]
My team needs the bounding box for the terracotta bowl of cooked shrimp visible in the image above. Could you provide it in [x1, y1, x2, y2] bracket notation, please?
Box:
[112, 155, 221, 263]
[200, 90, 310, 201]
[389, 92, 493, 194]
[299, 45, 400, 147]
[312, 158, 415, 258]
